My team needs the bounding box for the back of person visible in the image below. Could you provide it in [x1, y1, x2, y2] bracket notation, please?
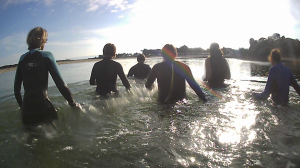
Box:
[255, 49, 300, 106]
[19, 50, 54, 112]
[146, 44, 207, 104]
[128, 63, 151, 79]
[270, 64, 292, 105]
[14, 27, 77, 127]
[204, 43, 231, 88]
[91, 58, 128, 95]
[90, 43, 130, 95]
[147, 61, 187, 102]
[128, 54, 151, 79]
[209, 57, 229, 87]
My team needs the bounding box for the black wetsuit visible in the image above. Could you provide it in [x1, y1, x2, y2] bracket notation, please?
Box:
[14, 49, 76, 126]
[145, 61, 206, 103]
[127, 63, 151, 79]
[90, 57, 131, 95]
[208, 57, 230, 88]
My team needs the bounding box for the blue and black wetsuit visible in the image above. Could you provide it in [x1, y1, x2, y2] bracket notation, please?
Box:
[14, 49, 76, 126]
[256, 63, 300, 105]
[127, 63, 151, 79]
[90, 57, 131, 95]
[145, 61, 207, 103]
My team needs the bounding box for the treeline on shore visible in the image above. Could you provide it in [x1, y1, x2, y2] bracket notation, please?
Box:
[248, 33, 300, 62]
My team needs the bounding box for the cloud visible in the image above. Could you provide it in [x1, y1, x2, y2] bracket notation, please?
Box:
[0, 0, 54, 8]
[0, 33, 26, 50]
[111, 9, 118, 12]
[84, 0, 131, 12]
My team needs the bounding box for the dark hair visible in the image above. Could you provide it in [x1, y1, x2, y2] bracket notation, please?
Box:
[137, 54, 146, 62]
[103, 43, 116, 57]
[269, 49, 281, 63]
[209, 43, 223, 59]
[162, 44, 178, 60]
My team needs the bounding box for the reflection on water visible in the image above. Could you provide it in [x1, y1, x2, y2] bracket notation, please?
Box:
[0, 58, 300, 168]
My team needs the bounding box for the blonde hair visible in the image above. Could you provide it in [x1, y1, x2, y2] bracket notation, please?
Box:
[27, 27, 48, 50]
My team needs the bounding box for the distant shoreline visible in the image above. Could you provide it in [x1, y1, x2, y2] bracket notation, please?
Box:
[0, 55, 211, 74]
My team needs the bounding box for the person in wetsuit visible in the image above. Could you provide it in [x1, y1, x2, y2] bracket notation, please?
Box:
[203, 43, 231, 88]
[14, 27, 78, 127]
[90, 43, 131, 96]
[145, 44, 207, 104]
[127, 54, 151, 79]
[254, 49, 300, 106]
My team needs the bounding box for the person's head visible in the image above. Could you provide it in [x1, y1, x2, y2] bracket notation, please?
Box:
[103, 43, 116, 58]
[137, 54, 146, 63]
[27, 27, 48, 50]
[268, 49, 281, 65]
[162, 44, 178, 61]
[209, 42, 223, 59]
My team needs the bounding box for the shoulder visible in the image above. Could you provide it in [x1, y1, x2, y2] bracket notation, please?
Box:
[176, 61, 190, 69]
[269, 66, 277, 73]
[19, 51, 30, 62]
[38, 50, 55, 60]
[152, 62, 163, 69]
[112, 60, 123, 68]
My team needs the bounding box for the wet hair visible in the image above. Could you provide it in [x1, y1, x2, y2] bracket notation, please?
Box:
[209, 42, 223, 59]
[269, 49, 281, 63]
[137, 54, 146, 63]
[162, 44, 178, 60]
[103, 43, 116, 58]
[27, 27, 48, 50]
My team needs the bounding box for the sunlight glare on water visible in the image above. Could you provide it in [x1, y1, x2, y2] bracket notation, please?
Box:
[0, 58, 300, 168]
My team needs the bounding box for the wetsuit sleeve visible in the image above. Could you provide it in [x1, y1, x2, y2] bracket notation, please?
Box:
[90, 63, 97, 85]
[290, 71, 300, 96]
[224, 59, 231, 79]
[185, 65, 207, 102]
[117, 64, 131, 89]
[46, 53, 76, 107]
[14, 62, 23, 108]
[256, 67, 276, 99]
[204, 58, 211, 81]
[145, 65, 157, 89]
[127, 66, 134, 77]
[146, 65, 152, 76]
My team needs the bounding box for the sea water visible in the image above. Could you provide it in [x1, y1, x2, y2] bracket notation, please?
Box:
[0, 58, 300, 168]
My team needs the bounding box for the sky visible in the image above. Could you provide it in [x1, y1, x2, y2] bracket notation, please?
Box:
[0, 0, 299, 66]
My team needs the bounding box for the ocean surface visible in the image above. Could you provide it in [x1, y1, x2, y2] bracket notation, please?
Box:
[0, 58, 300, 168]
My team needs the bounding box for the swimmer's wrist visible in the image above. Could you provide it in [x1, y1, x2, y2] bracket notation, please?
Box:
[68, 101, 76, 107]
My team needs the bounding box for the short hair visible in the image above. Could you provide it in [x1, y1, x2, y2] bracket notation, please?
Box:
[162, 44, 178, 60]
[27, 27, 48, 50]
[103, 43, 116, 57]
[269, 49, 281, 63]
[137, 54, 146, 62]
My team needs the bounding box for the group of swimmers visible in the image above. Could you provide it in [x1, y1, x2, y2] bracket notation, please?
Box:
[14, 27, 300, 127]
